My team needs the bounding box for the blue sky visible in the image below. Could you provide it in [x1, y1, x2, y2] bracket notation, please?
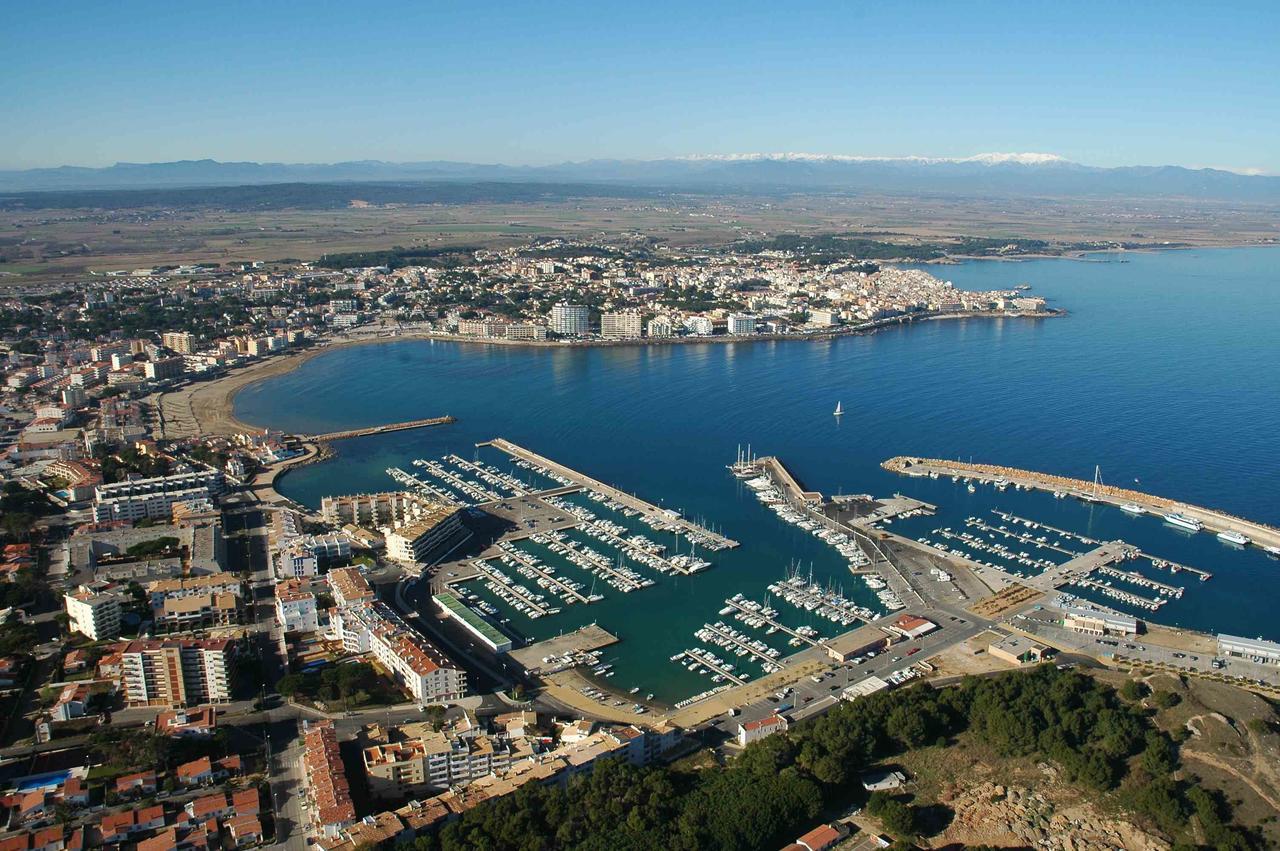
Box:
[3, 1, 1278, 172]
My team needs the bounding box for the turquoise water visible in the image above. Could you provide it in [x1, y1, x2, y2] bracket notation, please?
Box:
[238, 247, 1280, 701]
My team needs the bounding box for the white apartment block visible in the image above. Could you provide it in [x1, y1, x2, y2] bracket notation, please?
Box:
[65, 585, 123, 640]
[276, 588, 319, 633]
[330, 602, 466, 705]
[549, 303, 590, 337]
[600, 311, 642, 339]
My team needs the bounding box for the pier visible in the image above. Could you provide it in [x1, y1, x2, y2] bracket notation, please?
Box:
[699, 622, 783, 667]
[509, 624, 618, 673]
[481, 437, 739, 549]
[489, 543, 594, 605]
[722, 597, 822, 647]
[991, 509, 1212, 581]
[1095, 565, 1184, 599]
[676, 649, 747, 686]
[306, 415, 455, 442]
[470, 559, 555, 617]
[885, 456, 1280, 550]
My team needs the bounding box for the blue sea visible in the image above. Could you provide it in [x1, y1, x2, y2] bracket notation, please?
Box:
[237, 247, 1280, 701]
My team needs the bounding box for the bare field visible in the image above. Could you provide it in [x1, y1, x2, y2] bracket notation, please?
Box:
[2, 193, 1277, 284]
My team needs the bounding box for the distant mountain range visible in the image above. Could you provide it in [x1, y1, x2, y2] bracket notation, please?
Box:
[2, 154, 1277, 202]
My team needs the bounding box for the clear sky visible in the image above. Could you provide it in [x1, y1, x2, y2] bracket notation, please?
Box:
[4, 0, 1278, 173]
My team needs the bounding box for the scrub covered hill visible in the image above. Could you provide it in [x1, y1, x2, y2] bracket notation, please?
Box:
[400, 666, 1263, 851]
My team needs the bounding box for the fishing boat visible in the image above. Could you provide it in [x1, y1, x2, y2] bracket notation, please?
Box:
[833, 401, 843, 417]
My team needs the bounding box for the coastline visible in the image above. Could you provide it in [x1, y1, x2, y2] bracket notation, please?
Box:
[156, 308, 1061, 438]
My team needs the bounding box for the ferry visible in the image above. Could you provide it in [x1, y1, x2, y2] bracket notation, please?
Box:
[1119, 503, 1146, 515]
[1163, 513, 1203, 533]
[1217, 530, 1251, 547]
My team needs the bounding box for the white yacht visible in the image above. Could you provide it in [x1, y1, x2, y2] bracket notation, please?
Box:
[1164, 513, 1203, 533]
[1120, 503, 1146, 515]
[1217, 529, 1251, 547]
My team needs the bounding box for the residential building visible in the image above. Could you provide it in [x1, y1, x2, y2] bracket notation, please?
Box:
[276, 583, 319, 633]
[64, 584, 123, 640]
[143, 356, 185, 381]
[548, 303, 589, 337]
[600, 311, 642, 339]
[303, 721, 356, 838]
[162, 331, 197, 354]
[327, 567, 374, 608]
[120, 638, 235, 707]
[737, 713, 787, 746]
[382, 501, 466, 565]
[726, 313, 758, 335]
[646, 315, 673, 338]
[330, 602, 466, 704]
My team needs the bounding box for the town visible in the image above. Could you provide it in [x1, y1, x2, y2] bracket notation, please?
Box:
[0, 239, 1274, 851]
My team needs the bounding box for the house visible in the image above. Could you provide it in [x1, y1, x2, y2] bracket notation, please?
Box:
[136, 828, 179, 851]
[62, 650, 88, 674]
[115, 770, 158, 798]
[737, 713, 788, 747]
[184, 792, 233, 823]
[226, 813, 263, 847]
[98, 805, 166, 843]
[175, 756, 219, 786]
[156, 707, 217, 737]
[231, 788, 260, 815]
[56, 777, 88, 808]
[791, 822, 850, 851]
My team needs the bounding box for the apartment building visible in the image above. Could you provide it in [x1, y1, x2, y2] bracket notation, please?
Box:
[120, 638, 235, 707]
[64, 584, 123, 640]
[600, 311, 642, 339]
[327, 567, 374, 608]
[382, 501, 466, 565]
[161, 332, 197, 354]
[303, 721, 356, 838]
[363, 732, 522, 797]
[548, 303, 589, 337]
[276, 584, 319, 633]
[330, 602, 466, 705]
[92, 469, 225, 523]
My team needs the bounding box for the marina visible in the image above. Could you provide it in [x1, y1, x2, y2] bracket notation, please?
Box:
[721, 595, 825, 647]
[483, 437, 739, 550]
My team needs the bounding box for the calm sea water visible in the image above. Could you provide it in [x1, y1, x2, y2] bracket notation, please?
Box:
[237, 247, 1280, 701]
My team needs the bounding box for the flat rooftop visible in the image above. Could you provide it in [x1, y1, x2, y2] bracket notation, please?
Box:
[434, 592, 508, 647]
